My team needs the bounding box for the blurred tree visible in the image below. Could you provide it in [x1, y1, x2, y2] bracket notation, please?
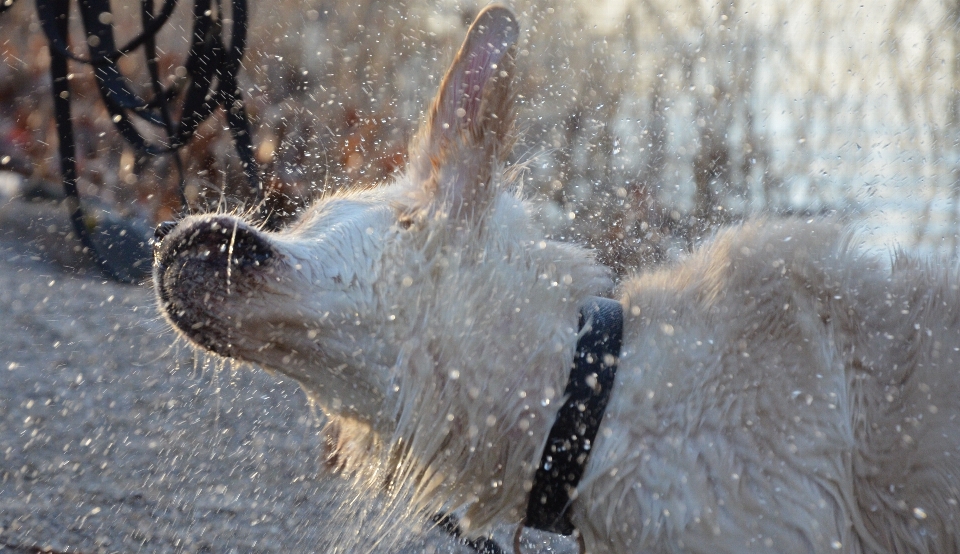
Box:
[2, 0, 958, 273]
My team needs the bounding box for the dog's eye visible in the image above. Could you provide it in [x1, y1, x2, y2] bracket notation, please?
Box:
[398, 217, 413, 230]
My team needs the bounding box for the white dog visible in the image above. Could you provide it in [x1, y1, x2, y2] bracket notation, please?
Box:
[153, 5, 960, 553]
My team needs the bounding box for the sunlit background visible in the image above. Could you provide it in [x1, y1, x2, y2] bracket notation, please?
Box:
[3, 0, 959, 268]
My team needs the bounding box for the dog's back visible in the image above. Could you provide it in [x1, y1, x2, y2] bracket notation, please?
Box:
[573, 219, 960, 552]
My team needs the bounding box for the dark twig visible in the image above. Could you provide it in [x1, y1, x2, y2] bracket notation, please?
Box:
[31, 0, 261, 282]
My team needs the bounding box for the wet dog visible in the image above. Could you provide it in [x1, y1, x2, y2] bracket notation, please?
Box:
[153, 5, 960, 552]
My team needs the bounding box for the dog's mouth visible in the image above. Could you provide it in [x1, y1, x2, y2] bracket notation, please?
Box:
[153, 215, 280, 358]
[151, 214, 392, 417]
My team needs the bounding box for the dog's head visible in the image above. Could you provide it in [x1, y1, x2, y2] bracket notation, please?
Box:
[153, 6, 606, 435]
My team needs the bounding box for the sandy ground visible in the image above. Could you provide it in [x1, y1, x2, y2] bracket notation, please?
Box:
[0, 196, 507, 553]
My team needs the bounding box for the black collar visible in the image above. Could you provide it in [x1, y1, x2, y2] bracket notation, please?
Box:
[524, 296, 624, 535]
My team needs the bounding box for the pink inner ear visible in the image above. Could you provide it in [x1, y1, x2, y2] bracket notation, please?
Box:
[453, 38, 504, 129]
[432, 6, 518, 142]
[409, 6, 519, 219]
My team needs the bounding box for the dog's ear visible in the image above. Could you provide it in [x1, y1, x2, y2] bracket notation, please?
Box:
[409, 5, 518, 220]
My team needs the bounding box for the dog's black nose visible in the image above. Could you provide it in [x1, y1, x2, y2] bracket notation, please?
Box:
[156, 216, 274, 274]
[154, 220, 177, 242]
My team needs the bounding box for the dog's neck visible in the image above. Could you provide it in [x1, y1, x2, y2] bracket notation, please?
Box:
[326, 191, 611, 534]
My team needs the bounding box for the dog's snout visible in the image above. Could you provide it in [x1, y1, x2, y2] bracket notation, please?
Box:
[154, 216, 277, 355]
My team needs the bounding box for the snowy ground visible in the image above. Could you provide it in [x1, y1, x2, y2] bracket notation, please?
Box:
[0, 196, 508, 553]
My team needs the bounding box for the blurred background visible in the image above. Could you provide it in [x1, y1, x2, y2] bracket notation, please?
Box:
[2, 0, 958, 277]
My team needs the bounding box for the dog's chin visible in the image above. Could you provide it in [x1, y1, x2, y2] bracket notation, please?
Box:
[161, 294, 328, 374]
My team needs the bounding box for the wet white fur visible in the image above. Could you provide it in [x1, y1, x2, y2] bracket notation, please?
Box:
[580, 220, 960, 553]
